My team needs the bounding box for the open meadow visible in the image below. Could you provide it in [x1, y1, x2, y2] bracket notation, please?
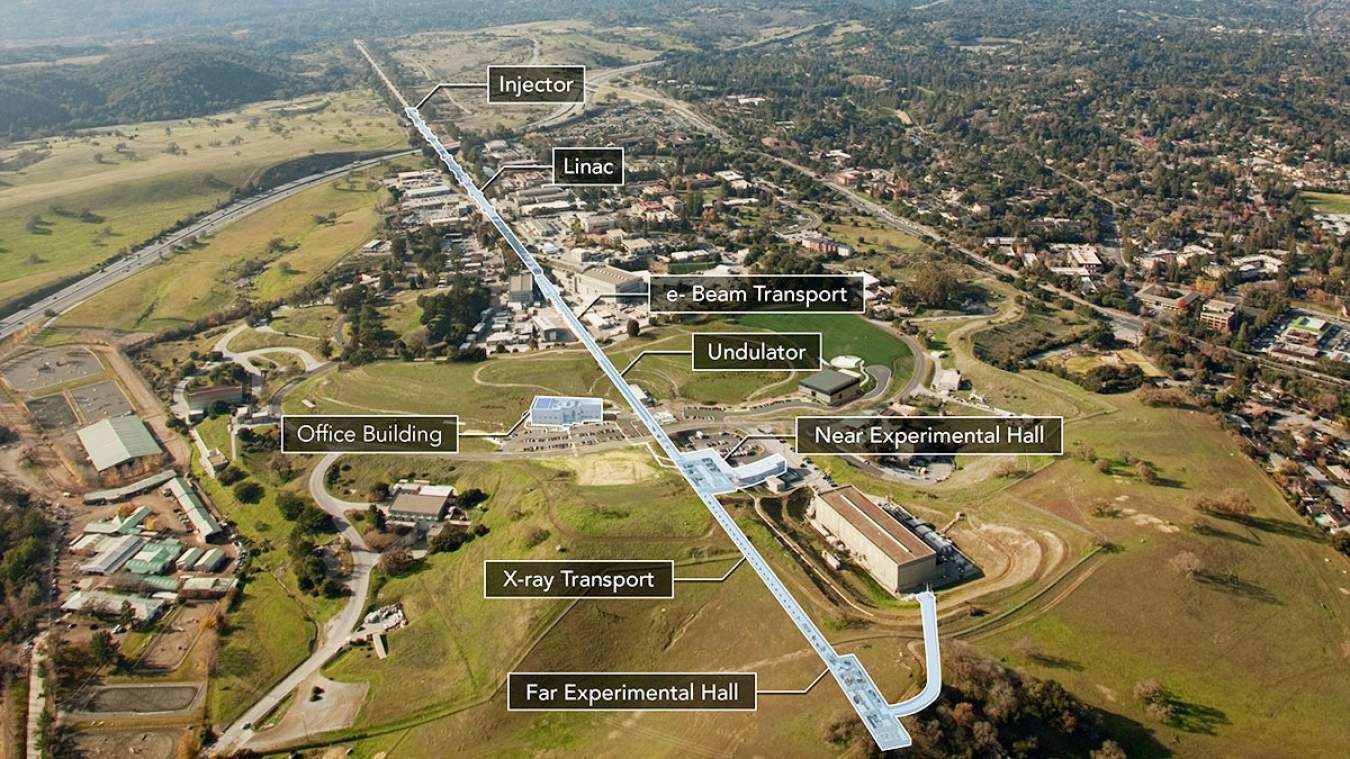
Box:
[0, 90, 404, 310]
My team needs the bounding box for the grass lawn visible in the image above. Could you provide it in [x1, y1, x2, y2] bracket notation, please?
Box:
[738, 312, 913, 370]
[287, 351, 611, 431]
[209, 570, 316, 725]
[269, 305, 338, 340]
[816, 213, 926, 255]
[323, 455, 726, 731]
[0, 90, 405, 309]
[1302, 191, 1350, 215]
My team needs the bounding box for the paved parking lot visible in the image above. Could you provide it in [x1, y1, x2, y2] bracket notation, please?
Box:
[1, 347, 104, 392]
[70, 379, 135, 421]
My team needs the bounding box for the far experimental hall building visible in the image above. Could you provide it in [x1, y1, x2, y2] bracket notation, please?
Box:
[809, 485, 937, 594]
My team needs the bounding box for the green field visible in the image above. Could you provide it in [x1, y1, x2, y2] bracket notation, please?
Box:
[1303, 191, 1350, 214]
[816, 213, 926, 255]
[0, 90, 405, 309]
[978, 391, 1350, 758]
[322, 455, 920, 759]
[288, 352, 612, 431]
[59, 165, 400, 332]
[738, 312, 914, 370]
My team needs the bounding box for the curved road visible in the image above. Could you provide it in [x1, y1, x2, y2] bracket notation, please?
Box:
[0, 150, 415, 342]
[213, 453, 373, 754]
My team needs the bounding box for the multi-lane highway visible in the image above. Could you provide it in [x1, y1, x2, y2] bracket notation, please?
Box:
[403, 102, 940, 751]
[0, 150, 415, 342]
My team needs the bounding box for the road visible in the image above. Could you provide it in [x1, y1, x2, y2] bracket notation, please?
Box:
[401, 102, 938, 751]
[212, 453, 374, 754]
[0, 150, 415, 342]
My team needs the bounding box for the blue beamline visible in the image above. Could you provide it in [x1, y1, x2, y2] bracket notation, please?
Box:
[404, 106, 934, 750]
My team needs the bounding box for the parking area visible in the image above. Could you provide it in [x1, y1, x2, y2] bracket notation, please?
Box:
[70, 379, 135, 421]
[1, 347, 105, 392]
[26, 394, 78, 430]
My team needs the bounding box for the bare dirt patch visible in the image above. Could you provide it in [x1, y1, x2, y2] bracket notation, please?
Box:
[74, 728, 180, 759]
[544, 450, 659, 486]
[77, 683, 201, 714]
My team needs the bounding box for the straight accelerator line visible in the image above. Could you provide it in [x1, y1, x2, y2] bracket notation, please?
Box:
[400, 103, 929, 751]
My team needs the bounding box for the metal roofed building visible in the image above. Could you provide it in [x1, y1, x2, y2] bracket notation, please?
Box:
[123, 539, 184, 576]
[194, 548, 228, 573]
[387, 483, 455, 524]
[76, 416, 163, 472]
[80, 534, 145, 576]
[61, 590, 165, 623]
[809, 485, 938, 595]
[575, 266, 646, 300]
[165, 477, 223, 541]
[799, 369, 863, 406]
[529, 396, 605, 428]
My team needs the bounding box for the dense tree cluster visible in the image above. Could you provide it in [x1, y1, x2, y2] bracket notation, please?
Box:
[0, 483, 51, 643]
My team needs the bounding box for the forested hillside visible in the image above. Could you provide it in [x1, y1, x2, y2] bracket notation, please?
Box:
[0, 45, 323, 139]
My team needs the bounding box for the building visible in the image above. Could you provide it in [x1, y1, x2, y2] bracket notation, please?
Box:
[809, 486, 938, 594]
[576, 266, 646, 300]
[508, 273, 536, 306]
[80, 534, 145, 576]
[529, 396, 605, 427]
[933, 368, 962, 394]
[387, 483, 455, 524]
[1135, 283, 1201, 313]
[180, 576, 238, 599]
[532, 313, 575, 344]
[122, 540, 184, 576]
[1200, 300, 1239, 333]
[800, 370, 863, 406]
[185, 384, 245, 414]
[61, 590, 166, 623]
[77, 416, 163, 472]
[165, 477, 223, 541]
[194, 548, 228, 573]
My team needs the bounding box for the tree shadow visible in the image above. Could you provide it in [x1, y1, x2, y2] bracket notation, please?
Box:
[1196, 571, 1281, 605]
[1191, 523, 1259, 546]
[1169, 697, 1230, 735]
[1212, 512, 1322, 543]
[1099, 710, 1175, 758]
[1029, 652, 1084, 670]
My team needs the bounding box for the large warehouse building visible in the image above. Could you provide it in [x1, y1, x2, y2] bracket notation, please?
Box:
[76, 416, 163, 472]
[809, 485, 938, 594]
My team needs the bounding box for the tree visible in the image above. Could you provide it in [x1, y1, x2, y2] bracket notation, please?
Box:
[89, 630, 118, 667]
[118, 600, 135, 630]
[368, 504, 387, 532]
[1134, 460, 1159, 484]
[233, 480, 264, 504]
[1091, 739, 1128, 759]
[379, 546, 415, 575]
[910, 263, 959, 308]
[1169, 550, 1203, 579]
[626, 318, 641, 337]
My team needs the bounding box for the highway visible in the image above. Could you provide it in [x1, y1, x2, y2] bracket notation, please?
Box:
[0, 150, 415, 342]
[403, 103, 939, 751]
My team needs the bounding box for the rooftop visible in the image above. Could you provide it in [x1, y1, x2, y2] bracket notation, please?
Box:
[77, 416, 162, 471]
[800, 369, 861, 395]
[815, 486, 936, 567]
